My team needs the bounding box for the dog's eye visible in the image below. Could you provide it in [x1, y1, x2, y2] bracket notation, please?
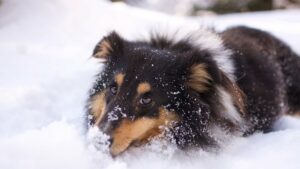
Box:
[110, 85, 118, 95]
[139, 96, 152, 105]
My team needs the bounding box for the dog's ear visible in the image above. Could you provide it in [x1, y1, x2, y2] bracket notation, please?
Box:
[186, 64, 213, 93]
[186, 63, 246, 114]
[92, 31, 123, 62]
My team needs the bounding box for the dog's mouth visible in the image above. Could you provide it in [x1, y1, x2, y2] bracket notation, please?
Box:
[105, 108, 179, 156]
[109, 138, 131, 157]
[110, 135, 158, 156]
[108, 118, 160, 156]
[109, 138, 139, 157]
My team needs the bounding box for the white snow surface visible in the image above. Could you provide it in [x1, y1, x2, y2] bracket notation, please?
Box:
[1, 0, 300, 169]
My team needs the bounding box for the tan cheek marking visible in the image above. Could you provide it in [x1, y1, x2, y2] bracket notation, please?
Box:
[115, 73, 125, 87]
[90, 92, 106, 126]
[188, 64, 212, 92]
[110, 107, 178, 156]
[137, 82, 151, 95]
[93, 40, 112, 59]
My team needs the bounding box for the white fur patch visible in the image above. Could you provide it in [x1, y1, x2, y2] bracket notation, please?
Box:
[145, 27, 235, 80]
[217, 87, 243, 125]
[185, 29, 235, 80]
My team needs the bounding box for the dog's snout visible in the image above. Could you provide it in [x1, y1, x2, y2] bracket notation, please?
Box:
[99, 121, 113, 135]
[98, 105, 127, 134]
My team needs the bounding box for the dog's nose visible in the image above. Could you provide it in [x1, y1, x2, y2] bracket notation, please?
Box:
[99, 121, 113, 135]
[108, 137, 113, 146]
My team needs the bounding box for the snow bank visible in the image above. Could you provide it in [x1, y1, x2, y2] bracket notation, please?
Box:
[0, 0, 300, 169]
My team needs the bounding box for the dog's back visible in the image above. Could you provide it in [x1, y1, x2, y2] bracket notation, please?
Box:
[221, 26, 300, 133]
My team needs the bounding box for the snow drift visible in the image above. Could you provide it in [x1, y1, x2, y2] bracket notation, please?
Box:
[0, 0, 300, 169]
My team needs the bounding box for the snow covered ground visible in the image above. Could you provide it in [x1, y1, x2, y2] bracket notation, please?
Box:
[0, 0, 300, 169]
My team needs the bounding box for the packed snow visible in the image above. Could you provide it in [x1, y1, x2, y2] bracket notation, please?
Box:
[0, 0, 300, 169]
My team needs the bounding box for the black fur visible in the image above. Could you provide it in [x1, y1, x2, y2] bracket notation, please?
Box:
[87, 26, 300, 152]
[221, 26, 300, 133]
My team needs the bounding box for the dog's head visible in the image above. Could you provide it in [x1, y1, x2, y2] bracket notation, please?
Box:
[88, 31, 245, 156]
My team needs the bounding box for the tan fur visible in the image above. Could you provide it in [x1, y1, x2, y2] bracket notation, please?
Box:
[187, 64, 212, 92]
[137, 82, 151, 95]
[110, 107, 178, 156]
[115, 73, 125, 87]
[221, 72, 246, 115]
[93, 40, 112, 59]
[90, 92, 106, 126]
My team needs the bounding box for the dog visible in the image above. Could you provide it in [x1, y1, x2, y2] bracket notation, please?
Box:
[86, 26, 300, 156]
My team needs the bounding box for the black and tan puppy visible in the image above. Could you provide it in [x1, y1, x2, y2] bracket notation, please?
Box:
[86, 26, 300, 156]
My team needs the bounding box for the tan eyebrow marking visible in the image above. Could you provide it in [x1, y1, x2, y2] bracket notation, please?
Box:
[137, 82, 151, 95]
[115, 73, 125, 86]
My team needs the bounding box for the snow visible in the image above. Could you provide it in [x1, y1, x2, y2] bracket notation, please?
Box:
[0, 0, 300, 169]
